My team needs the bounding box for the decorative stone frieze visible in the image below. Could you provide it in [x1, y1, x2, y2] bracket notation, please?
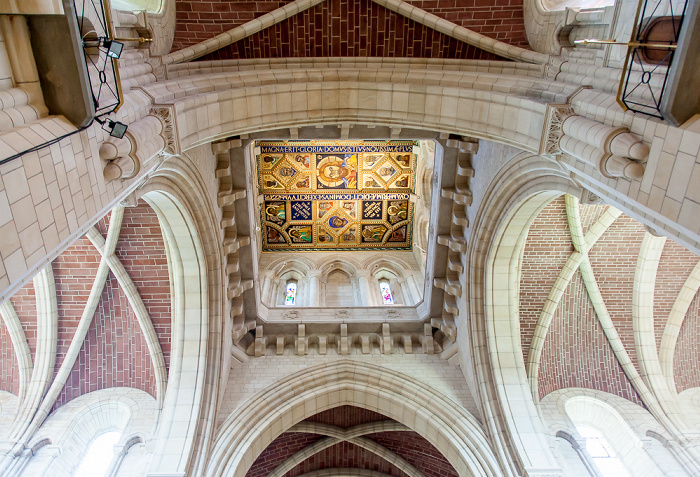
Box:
[245, 321, 452, 356]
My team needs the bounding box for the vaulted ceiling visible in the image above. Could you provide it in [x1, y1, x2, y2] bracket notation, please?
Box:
[173, 0, 528, 60]
[519, 195, 700, 406]
[0, 201, 171, 409]
[245, 405, 459, 477]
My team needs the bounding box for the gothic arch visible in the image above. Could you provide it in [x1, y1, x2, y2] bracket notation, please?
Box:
[24, 388, 155, 477]
[130, 153, 226, 476]
[317, 258, 362, 280]
[207, 360, 504, 477]
[467, 152, 582, 476]
[143, 68, 576, 155]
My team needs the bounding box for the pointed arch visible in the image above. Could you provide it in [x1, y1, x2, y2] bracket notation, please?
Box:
[130, 153, 225, 477]
[468, 153, 582, 476]
[207, 360, 504, 477]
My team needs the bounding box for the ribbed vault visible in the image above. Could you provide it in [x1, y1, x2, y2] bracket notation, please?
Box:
[518, 194, 700, 406]
[245, 406, 458, 477]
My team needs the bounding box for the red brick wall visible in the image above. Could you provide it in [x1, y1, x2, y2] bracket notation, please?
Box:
[173, 0, 529, 53]
[116, 203, 172, 369]
[587, 214, 646, 372]
[653, 242, 699, 349]
[674, 291, 700, 392]
[368, 431, 459, 477]
[306, 405, 390, 427]
[0, 318, 19, 395]
[246, 432, 324, 477]
[538, 272, 644, 405]
[173, 1, 290, 51]
[53, 272, 158, 410]
[519, 197, 573, 365]
[578, 204, 607, 236]
[52, 237, 102, 378]
[50, 201, 170, 408]
[199, 0, 504, 61]
[405, 0, 529, 48]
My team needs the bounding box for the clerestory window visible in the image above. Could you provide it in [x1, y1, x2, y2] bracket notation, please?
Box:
[285, 281, 297, 306]
[379, 281, 394, 305]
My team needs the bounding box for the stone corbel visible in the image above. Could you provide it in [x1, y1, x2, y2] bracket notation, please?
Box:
[540, 103, 648, 180]
[101, 115, 166, 181]
[420, 323, 434, 354]
[254, 325, 267, 357]
[380, 323, 392, 354]
[339, 324, 350, 355]
[296, 324, 307, 356]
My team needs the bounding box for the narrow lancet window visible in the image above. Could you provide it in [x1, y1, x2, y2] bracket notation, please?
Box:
[74, 431, 121, 477]
[380, 281, 394, 305]
[285, 281, 297, 306]
[577, 426, 631, 477]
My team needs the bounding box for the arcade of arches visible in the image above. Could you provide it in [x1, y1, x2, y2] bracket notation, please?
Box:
[0, 0, 699, 476]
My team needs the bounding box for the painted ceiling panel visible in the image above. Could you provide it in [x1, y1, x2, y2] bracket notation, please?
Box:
[257, 140, 416, 252]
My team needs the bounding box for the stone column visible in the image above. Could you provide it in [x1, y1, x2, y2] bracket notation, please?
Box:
[260, 271, 273, 305]
[402, 273, 422, 305]
[356, 270, 374, 306]
[540, 104, 647, 180]
[307, 270, 322, 307]
[270, 278, 281, 306]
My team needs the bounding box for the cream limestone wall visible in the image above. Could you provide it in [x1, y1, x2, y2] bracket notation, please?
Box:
[4, 58, 700, 306]
[219, 353, 480, 428]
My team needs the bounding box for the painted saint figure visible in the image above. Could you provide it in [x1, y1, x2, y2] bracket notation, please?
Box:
[288, 226, 313, 243]
[266, 227, 286, 243]
[278, 166, 297, 177]
[393, 175, 410, 188]
[378, 166, 396, 178]
[328, 215, 348, 229]
[318, 229, 333, 243]
[293, 154, 311, 168]
[265, 202, 286, 224]
[316, 154, 357, 189]
[394, 154, 411, 168]
[388, 226, 407, 242]
[364, 177, 381, 188]
[362, 224, 387, 242]
[363, 154, 383, 167]
[261, 154, 282, 169]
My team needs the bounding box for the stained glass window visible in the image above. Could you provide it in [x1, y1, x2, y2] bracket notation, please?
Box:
[380, 281, 394, 305]
[285, 282, 297, 306]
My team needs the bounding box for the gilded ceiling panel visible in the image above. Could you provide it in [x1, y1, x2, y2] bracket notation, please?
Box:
[257, 140, 417, 252]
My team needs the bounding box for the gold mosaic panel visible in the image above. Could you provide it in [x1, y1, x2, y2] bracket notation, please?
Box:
[257, 140, 416, 252]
